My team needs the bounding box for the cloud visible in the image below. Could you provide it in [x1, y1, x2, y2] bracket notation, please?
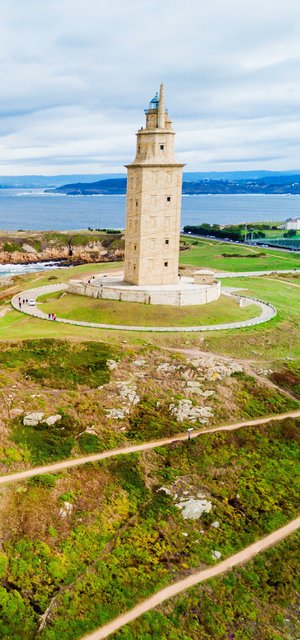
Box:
[0, 0, 300, 174]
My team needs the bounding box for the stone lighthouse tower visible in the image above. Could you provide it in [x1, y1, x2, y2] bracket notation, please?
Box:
[124, 84, 184, 285]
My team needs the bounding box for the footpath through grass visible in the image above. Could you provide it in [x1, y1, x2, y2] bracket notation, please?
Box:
[111, 530, 300, 640]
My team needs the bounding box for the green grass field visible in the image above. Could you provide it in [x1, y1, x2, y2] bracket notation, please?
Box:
[205, 275, 300, 360]
[260, 228, 300, 238]
[180, 236, 300, 271]
[36, 291, 260, 327]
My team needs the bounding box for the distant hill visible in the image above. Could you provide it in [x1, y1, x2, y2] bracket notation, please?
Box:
[1, 170, 300, 190]
[47, 174, 300, 196]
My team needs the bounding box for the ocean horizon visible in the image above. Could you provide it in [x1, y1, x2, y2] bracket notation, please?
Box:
[1, 189, 300, 231]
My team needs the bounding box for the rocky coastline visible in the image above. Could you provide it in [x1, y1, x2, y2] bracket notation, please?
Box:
[0, 231, 124, 265]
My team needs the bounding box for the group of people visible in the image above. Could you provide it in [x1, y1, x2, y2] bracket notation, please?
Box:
[48, 312, 57, 321]
[18, 296, 28, 309]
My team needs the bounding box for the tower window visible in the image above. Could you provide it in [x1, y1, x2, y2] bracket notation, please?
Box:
[160, 145, 164, 151]
[136, 200, 138, 207]
[138, 145, 140, 153]
[167, 196, 171, 202]
[134, 244, 137, 251]
[165, 239, 169, 245]
[164, 261, 168, 267]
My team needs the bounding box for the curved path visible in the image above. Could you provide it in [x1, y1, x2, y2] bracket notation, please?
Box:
[1, 409, 300, 487]
[12, 284, 276, 332]
[81, 515, 300, 640]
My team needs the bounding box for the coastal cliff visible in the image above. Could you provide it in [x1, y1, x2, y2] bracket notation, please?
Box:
[0, 230, 124, 265]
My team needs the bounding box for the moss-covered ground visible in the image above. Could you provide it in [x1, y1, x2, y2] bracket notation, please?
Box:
[0, 419, 299, 639]
[111, 530, 300, 640]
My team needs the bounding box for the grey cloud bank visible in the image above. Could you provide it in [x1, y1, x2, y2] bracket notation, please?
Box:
[0, 0, 300, 175]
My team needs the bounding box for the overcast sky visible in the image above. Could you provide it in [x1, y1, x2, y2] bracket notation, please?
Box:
[1, 0, 300, 175]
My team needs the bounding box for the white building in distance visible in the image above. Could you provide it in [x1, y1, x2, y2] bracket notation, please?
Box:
[280, 217, 300, 230]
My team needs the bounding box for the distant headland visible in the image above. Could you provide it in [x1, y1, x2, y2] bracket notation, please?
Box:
[45, 173, 300, 196]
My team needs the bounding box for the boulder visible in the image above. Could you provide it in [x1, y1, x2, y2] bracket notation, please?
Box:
[117, 382, 140, 405]
[170, 399, 214, 423]
[22, 243, 38, 254]
[132, 358, 147, 367]
[106, 408, 128, 420]
[107, 359, 118, 371]
[45, 414, 61, 426]
[59, 501, 73, 518]
[175, 497, 212, 520]
[23, 412, 44, 426]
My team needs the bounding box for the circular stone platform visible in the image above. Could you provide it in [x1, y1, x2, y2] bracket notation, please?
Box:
[12, 284, 276, 332]
[67, 273, 221, 306]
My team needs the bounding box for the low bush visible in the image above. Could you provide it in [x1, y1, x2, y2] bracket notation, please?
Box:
[0, 339, 113, 389]
[12, 413, 80, 464]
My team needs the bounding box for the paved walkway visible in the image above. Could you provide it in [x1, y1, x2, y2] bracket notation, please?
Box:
[11, 284, 276, 332]
[82, 515, 300, 640]
[1, 409, 300, 487]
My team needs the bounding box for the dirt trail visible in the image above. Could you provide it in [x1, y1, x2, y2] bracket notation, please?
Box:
[82, 515, 300, 640]
[266, 277, 300, 288]
[1, 409, 300, 487]
[0, 307, 11, 318]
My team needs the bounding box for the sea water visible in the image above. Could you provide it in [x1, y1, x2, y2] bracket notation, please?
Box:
[0, 189, 299, 231]
[0, 260, 69, 278]
[0, 189, 299, 276]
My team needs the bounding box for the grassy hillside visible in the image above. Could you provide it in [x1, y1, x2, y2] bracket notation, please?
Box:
[180, 237, 300, 271]
[0, 262, 299, 639]
[0, 419, 299, 640]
